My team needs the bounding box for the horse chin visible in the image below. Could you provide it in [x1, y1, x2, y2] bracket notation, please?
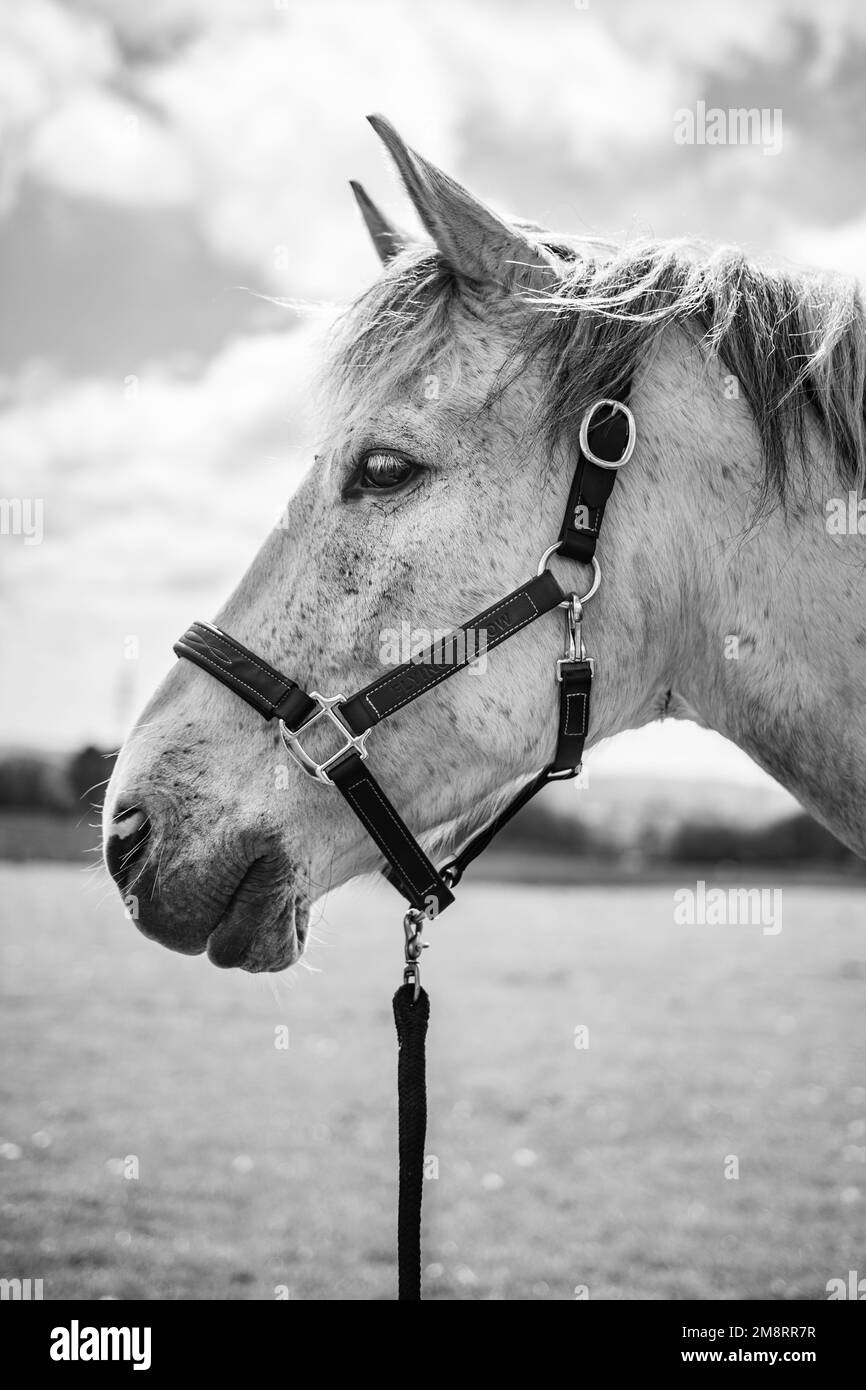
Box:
[206, 882, 308, 974]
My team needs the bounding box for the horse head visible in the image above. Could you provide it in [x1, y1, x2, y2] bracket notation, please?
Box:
[103, 116, 866, 971]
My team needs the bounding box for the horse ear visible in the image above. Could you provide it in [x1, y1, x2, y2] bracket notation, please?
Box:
[349, 180, 407, 265]
[366, 113, 557, 292]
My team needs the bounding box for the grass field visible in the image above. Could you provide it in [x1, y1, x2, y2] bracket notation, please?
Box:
[1, 862, 864, 1301]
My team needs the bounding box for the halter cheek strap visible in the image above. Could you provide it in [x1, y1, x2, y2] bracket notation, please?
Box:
[173, 393, 635, 921]
[559, 398, 636, 562]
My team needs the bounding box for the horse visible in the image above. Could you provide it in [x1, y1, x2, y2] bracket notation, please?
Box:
[103, 114, 866, 973]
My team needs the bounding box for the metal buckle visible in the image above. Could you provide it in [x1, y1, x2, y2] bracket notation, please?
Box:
[578, 399, 636, 470]
[555, 593, 595, 681]
[279, 693, 369, 785]
[403, 907, 429, 1002]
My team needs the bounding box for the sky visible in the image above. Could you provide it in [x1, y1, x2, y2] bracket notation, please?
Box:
[1, 0, 865, 795]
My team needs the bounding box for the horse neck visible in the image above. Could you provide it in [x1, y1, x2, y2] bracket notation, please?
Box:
[649, 339, 866, 854]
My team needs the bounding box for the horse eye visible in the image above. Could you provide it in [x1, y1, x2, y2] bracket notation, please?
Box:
[358, 451, 416, 491]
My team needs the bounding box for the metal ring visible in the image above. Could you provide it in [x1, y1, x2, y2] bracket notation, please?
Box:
[536, 546, 601, 605]
[578, 399, 636, 470]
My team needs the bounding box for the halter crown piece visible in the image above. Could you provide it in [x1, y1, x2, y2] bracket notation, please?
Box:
[174, 390, 636, 1299]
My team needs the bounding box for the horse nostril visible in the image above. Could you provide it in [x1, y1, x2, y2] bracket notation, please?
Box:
[105, 806, 151, 889]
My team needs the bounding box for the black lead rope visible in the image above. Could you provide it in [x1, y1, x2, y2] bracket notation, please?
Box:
[171, 393, 636, 1301]
[393, 981, 429, 1301]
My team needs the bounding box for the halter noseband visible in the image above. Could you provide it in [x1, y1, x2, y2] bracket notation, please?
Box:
[174, 394, 636, 949]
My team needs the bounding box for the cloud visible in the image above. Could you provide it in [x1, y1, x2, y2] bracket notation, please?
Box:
[0, 319, 336, 742]
[0, 0, 115, 135]
[0, 1, 673, 289]
[0, 0, 115, 211]
[1, 321, 327, 545]
[142, 3, 461, 296]
[0, 0, 197, 211]
[782, 214, 866, 281]
[0, 321, 329, 607]
[28, 88, 195, 206]
[610, 0, 866, 70]
[5, 0, 866, 291]
[139, 1, 677, 288]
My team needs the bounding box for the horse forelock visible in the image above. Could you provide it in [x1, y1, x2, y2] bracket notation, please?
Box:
[315, 248, 465, 456]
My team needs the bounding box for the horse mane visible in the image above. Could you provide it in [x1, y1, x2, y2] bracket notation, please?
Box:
[324, 230, 866, 504]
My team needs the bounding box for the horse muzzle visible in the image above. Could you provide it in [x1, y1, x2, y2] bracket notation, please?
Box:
[103, 797, 306, 973]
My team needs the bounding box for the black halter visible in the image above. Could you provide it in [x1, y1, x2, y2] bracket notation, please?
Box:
[174, 393, 635, 936]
